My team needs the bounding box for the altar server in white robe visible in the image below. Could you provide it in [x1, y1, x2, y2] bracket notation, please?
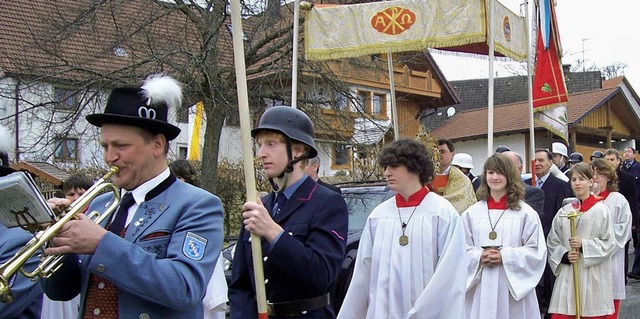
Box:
[591, 159, 632, 318]
[547, 163, 616, 319]
[462, 154, 546, 319]
[338, 139, 467, 319]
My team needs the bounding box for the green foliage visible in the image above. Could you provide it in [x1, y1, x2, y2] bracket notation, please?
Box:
[214, 158, 271, 240]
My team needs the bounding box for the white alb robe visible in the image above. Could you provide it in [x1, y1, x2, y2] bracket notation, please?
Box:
[462, 200, 546, 319]
[601, 192, 632, 300]
[547, 201, 616, 316]
[337, 192, 467, 319]
[202, 255, 228, 319]
[40, 294, 80, 319]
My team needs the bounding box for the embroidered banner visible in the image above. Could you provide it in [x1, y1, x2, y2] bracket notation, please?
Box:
[532, 0, 569, 141]
[304, 0, 527, 62]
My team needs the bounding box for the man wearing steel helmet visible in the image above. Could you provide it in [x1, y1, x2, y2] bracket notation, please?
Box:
[229, 106, 348, 319]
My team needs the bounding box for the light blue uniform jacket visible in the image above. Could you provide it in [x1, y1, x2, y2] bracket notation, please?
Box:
[42, 177, 223, 319]
[0, 225, 43, 319]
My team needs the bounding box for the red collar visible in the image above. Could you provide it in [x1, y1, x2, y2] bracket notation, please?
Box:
[595, 190, 611, 201]
[580, 195, 599, 212]
[487, 196, 508, 209]
[396, 186, 430, 207]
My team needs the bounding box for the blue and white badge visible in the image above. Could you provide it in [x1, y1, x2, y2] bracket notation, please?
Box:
[183, 232, 207, 261]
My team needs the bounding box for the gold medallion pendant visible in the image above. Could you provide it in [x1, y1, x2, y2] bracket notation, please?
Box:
[489, 231, 497, 240]
[399, 235, 409, 246]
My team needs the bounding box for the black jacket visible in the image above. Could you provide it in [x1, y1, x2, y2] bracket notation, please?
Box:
[524, 174, 572, 237]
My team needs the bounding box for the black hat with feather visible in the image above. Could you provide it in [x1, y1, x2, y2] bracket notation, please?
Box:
[86, 74, 182, 140]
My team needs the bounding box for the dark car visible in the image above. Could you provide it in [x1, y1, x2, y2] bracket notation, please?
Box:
[329, 182, 394, 312]
[221, 182, 394, 313]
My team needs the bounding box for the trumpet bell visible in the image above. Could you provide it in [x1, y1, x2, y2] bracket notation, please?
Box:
[0, 166, 120, 303]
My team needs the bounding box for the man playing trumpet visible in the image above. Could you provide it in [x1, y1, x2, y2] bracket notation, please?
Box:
[42, 74, 224, 319]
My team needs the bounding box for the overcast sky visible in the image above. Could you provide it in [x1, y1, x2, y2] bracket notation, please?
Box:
[432, 0, 639, 92]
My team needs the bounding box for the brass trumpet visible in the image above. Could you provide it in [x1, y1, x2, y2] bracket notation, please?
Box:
[0, 166, 120, 303]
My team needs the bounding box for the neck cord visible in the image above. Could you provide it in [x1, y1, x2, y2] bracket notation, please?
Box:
[487, 208, 507, 240]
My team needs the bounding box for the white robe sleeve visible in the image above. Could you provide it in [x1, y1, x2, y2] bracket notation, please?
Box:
[500, 206, 547, 300]
[609, 193, 632, 254]
[582, 204, 616, 267]
[461, 209, 484, 290]
[202, 255, 229, 316]
[547, 210, 569, 276]
[337, 218, 373, 319]
[406, 210, 468, 319]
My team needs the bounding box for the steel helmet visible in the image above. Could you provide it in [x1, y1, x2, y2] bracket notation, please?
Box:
[590, 150, 604, 160]
[495, 145, 511, 153]
[251, 106, 318, 158]
[451, 153, 474, 169]
[568, 152, 584, 163]
[551, 142, 568, 158]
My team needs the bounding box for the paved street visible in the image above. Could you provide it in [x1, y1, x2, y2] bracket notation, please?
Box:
[621, 277, 640, 319]
[620, 249, 640, 319]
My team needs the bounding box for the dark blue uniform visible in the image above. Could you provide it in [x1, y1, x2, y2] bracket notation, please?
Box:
[229, 176, 348, 319]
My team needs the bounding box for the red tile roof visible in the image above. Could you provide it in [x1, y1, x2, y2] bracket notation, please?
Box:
[602, 76, 623, 88]
[431, 87, 618, 140]
[0, 0, 232, 81]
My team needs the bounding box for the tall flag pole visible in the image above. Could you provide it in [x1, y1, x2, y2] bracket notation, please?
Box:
[291, 0, 300, 109]
[383, 0, 400, 141]
[525, 0, 536, 183]
[487, 0, 495, 156]
[229, 1, 268, 318]
[532, 0, 569, 142]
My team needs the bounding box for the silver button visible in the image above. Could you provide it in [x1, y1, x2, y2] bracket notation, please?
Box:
[263, 256, 268, 262]
[288, 232, 293, 236]
[264, 279, 269, 284]
[96, 264, 105, 272]
[97, 282, 105, 289]
[248, 237, 252, 242]
[139, 313, 150, 319]
[93, 308, 101, 315]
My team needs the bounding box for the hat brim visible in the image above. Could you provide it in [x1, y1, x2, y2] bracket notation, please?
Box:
[86, 113, 181, 141]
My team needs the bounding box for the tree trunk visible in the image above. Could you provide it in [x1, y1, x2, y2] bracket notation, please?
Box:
[200, 100, 226, 195]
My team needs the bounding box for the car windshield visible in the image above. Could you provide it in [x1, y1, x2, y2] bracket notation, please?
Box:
[341, 186, 389, 231]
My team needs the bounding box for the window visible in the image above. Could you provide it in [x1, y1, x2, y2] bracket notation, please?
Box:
[356, 91, 368, 114]
[178, 146, 188, 159]
[335, 93, 348, 111]
[332, 144, 351, 169]
[372, 93, 385, 115]
[354, 90, 386, 116]
[54, 87, 77, 110]
[54, 138, 78, 161]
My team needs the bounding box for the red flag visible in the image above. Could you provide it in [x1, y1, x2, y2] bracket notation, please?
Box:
[532, 0, 568, 141]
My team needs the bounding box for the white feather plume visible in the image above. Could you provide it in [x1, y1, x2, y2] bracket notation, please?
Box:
[0, 124, 13, 153]
[141, 74, 182, 109]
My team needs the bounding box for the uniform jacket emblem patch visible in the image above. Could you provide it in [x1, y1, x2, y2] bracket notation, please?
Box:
[183, 231, 207, 260]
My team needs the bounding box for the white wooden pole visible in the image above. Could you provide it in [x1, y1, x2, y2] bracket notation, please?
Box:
[229, 1, 268, 318]
[387, 53, 400, 141]
[525, 0, 536, 176]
